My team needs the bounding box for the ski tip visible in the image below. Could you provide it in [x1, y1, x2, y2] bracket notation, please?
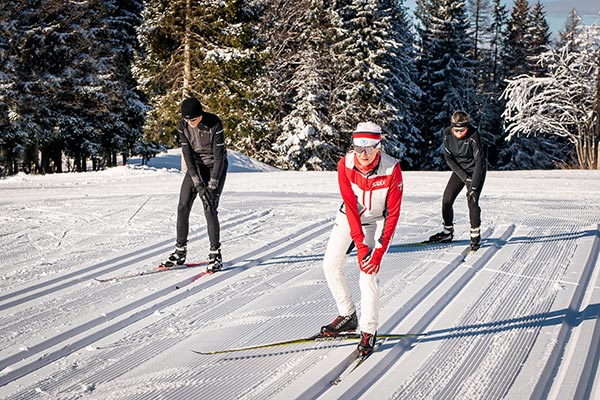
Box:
[191, 349, 211, 355]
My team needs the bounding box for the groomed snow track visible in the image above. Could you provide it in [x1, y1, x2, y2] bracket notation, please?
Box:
[1, 170, 600, 399]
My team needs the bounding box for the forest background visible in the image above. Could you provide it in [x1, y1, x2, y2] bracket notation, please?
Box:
[0, 0, 599, 176]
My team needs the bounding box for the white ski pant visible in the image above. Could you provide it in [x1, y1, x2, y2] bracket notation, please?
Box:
[323, 211, 384, 334]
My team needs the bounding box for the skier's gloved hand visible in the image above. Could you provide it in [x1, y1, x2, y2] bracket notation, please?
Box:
[356, 243, 370, 264]
[191, 175, 205, 193]
[467, 187, 479, 203]
[208, 178, 219, 191]
[191, 175, 213, 209]
[360, 248, 383, 274]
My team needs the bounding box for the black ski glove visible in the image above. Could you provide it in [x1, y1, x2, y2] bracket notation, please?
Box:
[208, 178, 219, 191]
[467, 187, 479, 203]
[192, 175, 213, 209]
[464, 177, 472, 192]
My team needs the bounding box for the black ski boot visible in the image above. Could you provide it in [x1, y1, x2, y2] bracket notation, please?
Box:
[207, 246, 223, 272]
[320, 311, 358, 336]
[428, 225, 454, 243]
[470, 227, 481, 251]
[160, 245, 186, 269]
[357, 331, 377, 357]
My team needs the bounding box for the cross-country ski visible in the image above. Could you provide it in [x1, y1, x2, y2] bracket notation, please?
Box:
[192, 332, 423, 355]
[94, 262, 209, 282]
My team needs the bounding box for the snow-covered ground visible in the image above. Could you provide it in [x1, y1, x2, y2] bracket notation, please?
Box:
[1, 149, 600, 400]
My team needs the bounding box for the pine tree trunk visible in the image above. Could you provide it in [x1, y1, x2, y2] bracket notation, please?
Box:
[181, 0, 193, 173]
[183, 0, 192, 95]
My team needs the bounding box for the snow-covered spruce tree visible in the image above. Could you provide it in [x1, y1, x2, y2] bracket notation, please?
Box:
[527, 1, 551, 76]
[0, 0, 25, 175]
[488, 0, 508, 86]
[262, 0, 342, 170]
[502, 18, 600, 169]
[470, 0, 509, 168]
[502, 0, 551, 80]
[264, 0, 422, 170]
[95, 0, 147, 167]
[415, 0, 477, 169]
[499, 0, 564, 170]
[557, 9, 583, 52]
[3, 0, 145, 173]
[329, 0, 423, 169]
[134, 0, 268, 150]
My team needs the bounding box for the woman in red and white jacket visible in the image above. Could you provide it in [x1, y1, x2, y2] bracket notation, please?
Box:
[320, 122, 403, 356]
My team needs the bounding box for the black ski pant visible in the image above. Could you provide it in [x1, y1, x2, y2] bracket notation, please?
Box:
[176, 161, 227, 250]
[442, 171, 486, 229]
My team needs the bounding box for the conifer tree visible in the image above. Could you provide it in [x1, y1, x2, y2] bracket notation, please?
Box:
[264, 0, 342, 170]
[134, 0, 267, 150]
[527, 1, 551, 76]
[557, 9, 582, 51]
[416, 0, 477, 169]
[265, 0, 422, 170]
[502, 0, 531, 78]
[1, 0, 145, 174]
[499, 0, 556, 169]
[328, 0, 422, 167]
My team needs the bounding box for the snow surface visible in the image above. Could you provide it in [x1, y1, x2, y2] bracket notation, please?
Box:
[1, 149, 600, 400]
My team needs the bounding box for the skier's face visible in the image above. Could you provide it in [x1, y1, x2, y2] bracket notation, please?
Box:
[452, 127, 468, 139]
[186, 115, 202, 127]
[355, 145, 380, 166]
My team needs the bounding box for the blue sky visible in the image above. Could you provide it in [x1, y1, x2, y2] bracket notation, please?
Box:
[535, 0, 599, 36]
[405, 0, 600, 38]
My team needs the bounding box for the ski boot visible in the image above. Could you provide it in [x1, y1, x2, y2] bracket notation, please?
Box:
[320, 311, 358, 336]
[207, 246, 223, 272]
[470, 227, 481, 251]
[357, 331, 377, 357]
[428, 225, 454, 243]
[159, 245, 186, 269]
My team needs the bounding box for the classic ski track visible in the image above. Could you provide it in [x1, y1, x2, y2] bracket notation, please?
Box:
[307, 225, 515, 400]
[529, 223, 600, 400]
[0, 210, 262, 310]
[0, 193, 168, 269]
[0, 217, 333, 389]
[3, 204, 599, 399]
[355, 222, 600, 400]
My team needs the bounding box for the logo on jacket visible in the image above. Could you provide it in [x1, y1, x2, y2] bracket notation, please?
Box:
[372, 179, 387, 188]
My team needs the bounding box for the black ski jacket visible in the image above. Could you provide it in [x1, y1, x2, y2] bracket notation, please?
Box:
[178, 112, 227, 182]
[442, 126, 486, 191]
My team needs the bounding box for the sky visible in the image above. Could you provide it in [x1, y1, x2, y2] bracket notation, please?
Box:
[1, 149, 600, 399]
[405, 0, 600, 39]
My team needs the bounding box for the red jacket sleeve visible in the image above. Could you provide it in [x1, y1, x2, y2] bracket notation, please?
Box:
[378, 163, 403, 251]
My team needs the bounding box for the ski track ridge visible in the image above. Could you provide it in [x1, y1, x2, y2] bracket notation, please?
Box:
[324, 225, 515, 399]
[531, 223, 600, 400]
[0, 217, 333, 389]
[0, 210, 262, 310]
[295, 225, 514, 400]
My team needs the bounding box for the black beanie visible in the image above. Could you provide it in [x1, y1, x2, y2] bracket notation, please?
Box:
[181, 97, 203, 119]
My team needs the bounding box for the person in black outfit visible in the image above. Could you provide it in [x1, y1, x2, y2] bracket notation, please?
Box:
[161, 97, 228, 271]
[429, 111, 486, 251]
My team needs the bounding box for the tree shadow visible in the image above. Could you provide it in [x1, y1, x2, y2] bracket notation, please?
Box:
[508, 228, 597, 244]
[387, 228, 597, 254]
[419, 303, 600, 343]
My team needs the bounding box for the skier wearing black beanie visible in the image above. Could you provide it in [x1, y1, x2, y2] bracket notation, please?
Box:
[160, 97, 228, 272]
